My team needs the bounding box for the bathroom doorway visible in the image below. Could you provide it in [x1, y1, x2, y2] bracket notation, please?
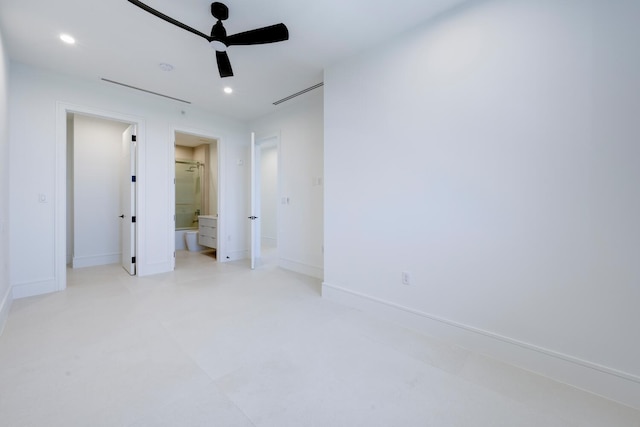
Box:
[173, 131, 219, 267]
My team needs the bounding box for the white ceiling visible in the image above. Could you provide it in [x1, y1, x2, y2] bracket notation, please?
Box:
[0, 0, 468, 121]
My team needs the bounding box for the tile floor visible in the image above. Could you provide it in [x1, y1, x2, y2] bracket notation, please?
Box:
[0, 251, 639, 426]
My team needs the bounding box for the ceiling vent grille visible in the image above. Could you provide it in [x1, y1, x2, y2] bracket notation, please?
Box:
[101, 78, 192, 104]
[273, 82, 323, 105]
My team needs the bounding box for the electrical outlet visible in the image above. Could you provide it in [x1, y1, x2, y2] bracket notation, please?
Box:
[401, 271, 411, 286]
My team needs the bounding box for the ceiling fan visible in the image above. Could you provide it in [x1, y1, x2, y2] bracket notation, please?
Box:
[127, 0, 289, 78]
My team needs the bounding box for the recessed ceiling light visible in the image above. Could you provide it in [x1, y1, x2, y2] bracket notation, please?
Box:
[60, 34, 75, 44]
[159, 63, 174, 72]
[223, 87, 233, 94]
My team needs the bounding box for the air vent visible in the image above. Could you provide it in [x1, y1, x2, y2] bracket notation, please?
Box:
[273, 82, 323, 105]
[101, 78, 191, 104]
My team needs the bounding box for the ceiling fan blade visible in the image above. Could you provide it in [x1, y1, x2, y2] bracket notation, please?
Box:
[226, 23, 289, 46]
[216, 51, 234, 78]
[127, 0, 212, 41]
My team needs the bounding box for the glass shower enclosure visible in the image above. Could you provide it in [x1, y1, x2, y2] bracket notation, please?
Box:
[175, 160, 204, 229]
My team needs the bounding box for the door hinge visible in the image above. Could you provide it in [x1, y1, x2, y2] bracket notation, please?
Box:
[132, 175, 136, 182]
[132, 216, 136, 223]
[132, 256, 136, 264]
[173, 251, 176, 258]
[132, 135, 137, 142]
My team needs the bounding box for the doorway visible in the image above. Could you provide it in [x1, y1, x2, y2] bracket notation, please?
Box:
[66, 113, 137, 274]
[173, 131, 220, 268]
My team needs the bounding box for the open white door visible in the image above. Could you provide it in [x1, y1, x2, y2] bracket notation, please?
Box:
[120, 125, 137, 275]
[249, 132, 261, 269]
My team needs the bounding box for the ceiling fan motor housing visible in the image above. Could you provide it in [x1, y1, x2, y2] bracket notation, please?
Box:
[211, 21, 227, 43]
[211, 2, 229, 20]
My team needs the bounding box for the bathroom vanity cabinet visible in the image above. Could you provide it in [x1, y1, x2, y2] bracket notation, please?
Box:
[198, 215, 217, 249]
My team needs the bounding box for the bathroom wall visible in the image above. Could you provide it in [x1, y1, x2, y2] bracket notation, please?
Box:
[175, 145, 193, 160]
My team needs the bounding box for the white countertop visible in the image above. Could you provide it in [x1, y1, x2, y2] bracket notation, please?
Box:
[198, 215, 217, 220]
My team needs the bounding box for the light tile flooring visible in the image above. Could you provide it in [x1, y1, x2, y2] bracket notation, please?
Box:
[1, 251, 639, 426]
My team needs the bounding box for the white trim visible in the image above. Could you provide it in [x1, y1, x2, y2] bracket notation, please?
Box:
[56, 102, 145, 292]
[280, 257, 323, 279]
[71, 253, 120, 269]
[217, 136, 227, 262]
[12, 278, 57, 299]
[322, 282, 640, 410]
[0, 286, 12, 335]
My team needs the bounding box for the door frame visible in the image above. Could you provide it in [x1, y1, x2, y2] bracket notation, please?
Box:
[55, 102, 145, 291]
[121, 124, 137, 275]
[170, 126, 226, 266]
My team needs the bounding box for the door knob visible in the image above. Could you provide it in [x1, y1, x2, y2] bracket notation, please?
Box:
[119, 215, 125, 218]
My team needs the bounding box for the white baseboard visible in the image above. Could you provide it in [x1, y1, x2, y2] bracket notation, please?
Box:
[279, 258, 323, 280]
[12, 278, 58, 299]
[0, 285, 12, 336]
[322, 282, 640, 410]
[72, 253, 120, 269]
[222, 249, 248, 262]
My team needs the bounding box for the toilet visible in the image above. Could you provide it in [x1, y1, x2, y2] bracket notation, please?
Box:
[185, 231, 204, 252]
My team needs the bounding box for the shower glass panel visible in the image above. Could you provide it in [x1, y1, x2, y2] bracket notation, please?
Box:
[175, 160, 203, 229]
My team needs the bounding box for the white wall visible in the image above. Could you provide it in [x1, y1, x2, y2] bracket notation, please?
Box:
[9, 63, 249, 297]
[0, 27, 11, 334]
[250, 91, 324, 278]
[72, 114, 129, 268]
[323, 0, 640, 408]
